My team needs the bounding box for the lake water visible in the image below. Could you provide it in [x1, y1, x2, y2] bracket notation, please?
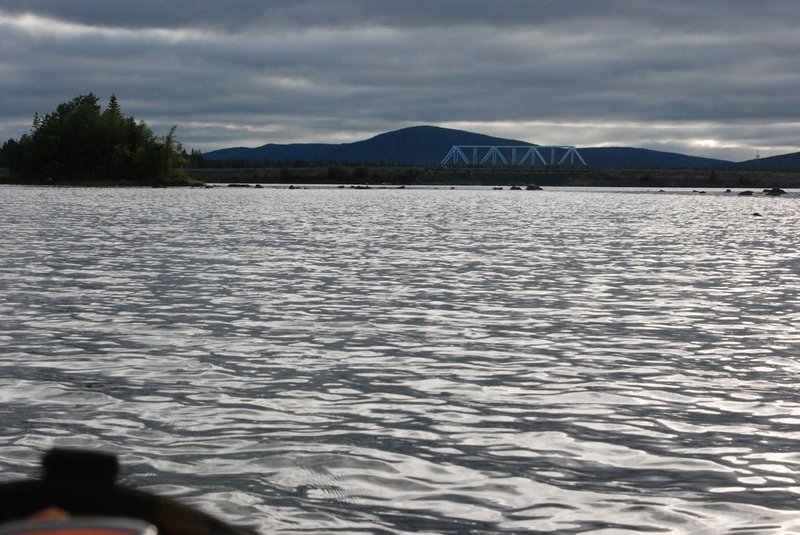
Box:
[1, 184, 800, 534]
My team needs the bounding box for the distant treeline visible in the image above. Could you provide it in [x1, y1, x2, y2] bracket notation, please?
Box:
[0, 94, 193, 185]
[199, 157, 414, 169]
[185, 165, 800, 189]
[187, 165, 427, 184]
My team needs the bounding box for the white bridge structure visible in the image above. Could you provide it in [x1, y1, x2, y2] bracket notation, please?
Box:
[441, 145, 587, 167]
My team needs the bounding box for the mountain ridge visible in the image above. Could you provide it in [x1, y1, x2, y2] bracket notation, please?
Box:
[736, 151, 800, 171]
[205, 125, 532, 166]
[203, 125, 799, 170]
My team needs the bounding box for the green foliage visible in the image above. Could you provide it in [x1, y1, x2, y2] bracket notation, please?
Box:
[5, 93, 187, 184]
[0, 138, 21, 168]
[325, 165, 347, 180]
[186, 148, 204, 168]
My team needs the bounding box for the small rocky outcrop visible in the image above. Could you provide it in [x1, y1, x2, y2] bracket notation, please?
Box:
[526, 184, 543, 190]
[738, 190, 754, 196]
[763, 187, 787, 196]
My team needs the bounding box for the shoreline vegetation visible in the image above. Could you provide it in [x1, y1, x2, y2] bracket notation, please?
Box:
[3, 164, 798, 190]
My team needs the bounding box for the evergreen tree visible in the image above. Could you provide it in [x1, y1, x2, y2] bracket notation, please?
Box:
[187, 148, 204, 168]
[106, 94, 122, 117]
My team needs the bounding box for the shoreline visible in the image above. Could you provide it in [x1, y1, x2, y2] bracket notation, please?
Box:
[2, 166, 798, 189]
[185, 166, 800, 189]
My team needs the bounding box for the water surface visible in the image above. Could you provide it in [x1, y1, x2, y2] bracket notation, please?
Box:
[1, 185, 799, 534]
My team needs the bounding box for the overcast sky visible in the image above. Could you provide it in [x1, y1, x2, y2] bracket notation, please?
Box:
[1, 1, 798, 161]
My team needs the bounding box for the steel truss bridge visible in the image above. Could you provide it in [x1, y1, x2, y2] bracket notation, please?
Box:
[441, 145, 587, 167]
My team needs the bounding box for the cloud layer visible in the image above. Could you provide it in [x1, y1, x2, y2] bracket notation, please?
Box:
[1, 1, 798, 161]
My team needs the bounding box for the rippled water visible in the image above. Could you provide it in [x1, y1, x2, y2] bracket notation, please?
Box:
[1, 185, 800, 534]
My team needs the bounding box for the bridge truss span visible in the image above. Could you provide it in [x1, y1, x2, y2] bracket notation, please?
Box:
[441, 145, 587, 167]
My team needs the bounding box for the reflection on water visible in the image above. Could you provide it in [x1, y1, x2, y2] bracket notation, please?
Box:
[1, 185, 800, 533]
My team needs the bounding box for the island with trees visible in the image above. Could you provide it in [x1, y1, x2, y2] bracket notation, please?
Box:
[0, 94, 198, 186]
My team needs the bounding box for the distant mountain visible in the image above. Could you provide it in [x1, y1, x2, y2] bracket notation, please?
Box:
[735, 152, 800, 171]
[577, 147, 733, 169]
[205, 125, 531, 165]
[204, 125, 761, 169]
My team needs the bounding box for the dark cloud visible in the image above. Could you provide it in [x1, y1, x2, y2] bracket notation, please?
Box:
[0, 1, 629, 30]
[1, 1, 798, 161]
[2, 1, 798, 32]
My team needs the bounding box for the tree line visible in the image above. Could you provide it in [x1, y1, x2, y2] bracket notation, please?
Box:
[0, 94, 191, 185]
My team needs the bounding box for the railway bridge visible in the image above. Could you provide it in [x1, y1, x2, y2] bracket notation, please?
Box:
[441, 145, 587, 167]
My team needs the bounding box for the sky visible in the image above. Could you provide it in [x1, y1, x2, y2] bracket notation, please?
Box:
[1, 1, 798, 162]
